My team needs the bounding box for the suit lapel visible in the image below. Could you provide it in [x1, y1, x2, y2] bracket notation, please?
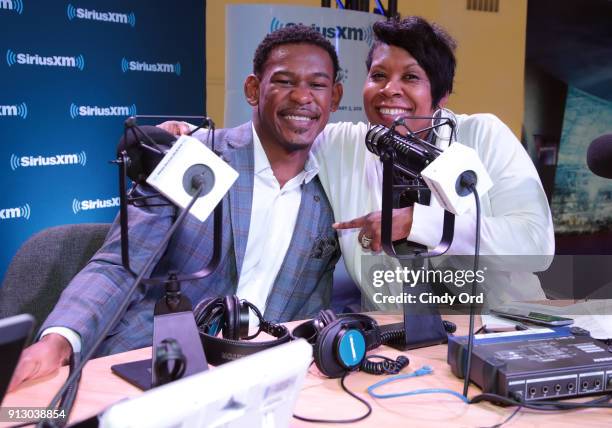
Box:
[223, 124, 254, 280]
[264, 181, 321, 320]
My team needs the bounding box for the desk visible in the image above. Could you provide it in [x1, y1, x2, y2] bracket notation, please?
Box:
[2, 314, 610, 427]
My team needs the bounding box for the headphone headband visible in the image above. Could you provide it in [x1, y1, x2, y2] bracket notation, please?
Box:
[292, 313, 382, 350]
[200, 320, 291, 365]
[194, 296, 291, 366]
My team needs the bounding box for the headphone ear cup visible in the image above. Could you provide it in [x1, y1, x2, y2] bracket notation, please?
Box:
[193, 297, 216, 323]
[194, 297, 223, 335]
[237, 299, 250, 339]
[313, 320, 366, 378]
[314, 320, 345, 378]
[154, 338, 186, 386]
[222, 295, 241, 340]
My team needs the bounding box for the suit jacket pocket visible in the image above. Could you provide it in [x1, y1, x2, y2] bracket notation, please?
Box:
[309, 235, 339, 260]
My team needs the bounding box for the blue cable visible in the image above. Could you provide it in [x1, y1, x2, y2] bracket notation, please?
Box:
[367, 366, 470, 403]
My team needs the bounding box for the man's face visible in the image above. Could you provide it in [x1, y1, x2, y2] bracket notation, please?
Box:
[246, 43, 342, 151]
[363, 43, 443, 134]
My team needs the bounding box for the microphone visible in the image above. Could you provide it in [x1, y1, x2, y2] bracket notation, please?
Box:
[46, 122, 222, 424]
[365, 123, 492, 215]
[366, 124, 441, 180]
[587, 134, 612, 179]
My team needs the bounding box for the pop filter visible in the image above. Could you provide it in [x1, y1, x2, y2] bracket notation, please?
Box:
[117, 125, 177, 184]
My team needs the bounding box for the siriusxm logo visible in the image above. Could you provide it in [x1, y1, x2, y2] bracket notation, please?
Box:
[270, 18, 373, 46]
[67, 4, 136, 27]
[6, 49, 85, 70]
[0, 204, 30, 221]
[10, 152, 86, 170]
[0, 0, 24, 14]
[72, 197, 119, 214]
[70, 103, 136, 118]
[121, 58, 181, 76]
[0, 102, 27, 119]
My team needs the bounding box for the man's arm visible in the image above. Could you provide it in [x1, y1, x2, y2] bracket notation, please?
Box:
[8, 333, 71, 392]
[9, 186, 176, 391]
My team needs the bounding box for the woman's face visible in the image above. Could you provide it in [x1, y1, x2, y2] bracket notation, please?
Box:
[363, 43, 443, 134]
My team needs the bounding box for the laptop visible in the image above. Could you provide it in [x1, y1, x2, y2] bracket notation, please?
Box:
[0, 313, 35, 404]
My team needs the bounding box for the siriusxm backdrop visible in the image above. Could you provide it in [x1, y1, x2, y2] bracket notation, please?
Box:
[0, 0, 206, 281]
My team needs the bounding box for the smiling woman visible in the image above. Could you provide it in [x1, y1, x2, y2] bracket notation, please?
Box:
[363, 43, 437, 135]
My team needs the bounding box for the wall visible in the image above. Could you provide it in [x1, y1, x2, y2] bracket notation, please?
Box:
[399, 0, 527, 136]
[206, 0, 527, 136]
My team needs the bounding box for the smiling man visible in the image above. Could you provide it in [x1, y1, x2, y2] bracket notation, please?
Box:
[9, 25, 343, 392]
[244, 34, 342, 186]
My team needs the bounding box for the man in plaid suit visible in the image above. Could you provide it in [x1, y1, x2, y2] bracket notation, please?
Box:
[9, 25, 343, 391]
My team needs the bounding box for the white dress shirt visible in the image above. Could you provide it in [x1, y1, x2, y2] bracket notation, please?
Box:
[236, 125, 318, 326]
[40, 326, 82, 353]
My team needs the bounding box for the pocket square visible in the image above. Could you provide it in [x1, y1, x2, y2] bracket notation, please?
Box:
[310, 236, 339, 259]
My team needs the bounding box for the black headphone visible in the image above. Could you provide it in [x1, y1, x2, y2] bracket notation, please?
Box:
[292, 310, 397, 378]
[193, 295, 291, 366]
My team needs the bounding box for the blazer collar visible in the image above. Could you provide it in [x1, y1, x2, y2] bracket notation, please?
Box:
[223, 123, 254, 278]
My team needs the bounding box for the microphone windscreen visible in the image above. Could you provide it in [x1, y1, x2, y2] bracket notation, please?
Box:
[118, 125, 177, 184]
[587, 134, 612, 179]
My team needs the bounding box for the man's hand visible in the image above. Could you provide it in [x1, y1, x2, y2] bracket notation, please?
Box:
[8, 333, 72, 392]
[156, 120, 191, 136]
[333, 207, 413, 252]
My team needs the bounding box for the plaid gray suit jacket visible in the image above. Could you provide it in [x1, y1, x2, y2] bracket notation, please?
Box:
[41, 122, 340, 356]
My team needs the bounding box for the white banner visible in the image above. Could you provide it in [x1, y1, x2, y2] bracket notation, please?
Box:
[225, 4, 383, 127]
